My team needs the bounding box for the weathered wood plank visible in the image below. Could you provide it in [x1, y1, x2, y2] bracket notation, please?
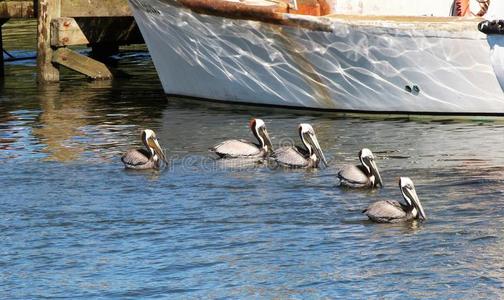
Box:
[61, 0, 132, 17]
[52, 47, 112, 80]
[50, 16, 144, 47]
[37, 0, 61, 82]
[0, 1, 34, 18]
[50, 17, 89, 47]
[0, 0, 132, 18]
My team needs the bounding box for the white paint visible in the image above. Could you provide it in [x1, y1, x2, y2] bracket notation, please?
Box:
[485, 0, 504, 19]
[331, 0, 503, 18]
[489, 36, 504, 92]
[331, 0, 455, 16]
[129, 0, 504, 114]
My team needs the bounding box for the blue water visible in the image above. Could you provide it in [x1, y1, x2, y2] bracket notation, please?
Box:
[2, 21, 504, 299]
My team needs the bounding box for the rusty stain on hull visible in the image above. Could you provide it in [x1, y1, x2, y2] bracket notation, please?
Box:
[174, 0, 333, 31]
[272, 25, 336, 109]
[179, 0, 331, 16]
[167, 0, 481, 34]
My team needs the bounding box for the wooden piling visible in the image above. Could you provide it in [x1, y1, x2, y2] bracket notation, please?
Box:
[37, 0, 61, 83]
[0, 1, 35, 78]
[0, 19, 6, 78]
[0, 26, 2, 78]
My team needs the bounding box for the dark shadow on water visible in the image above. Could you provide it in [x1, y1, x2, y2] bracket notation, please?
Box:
[342, 218, 426, 233]
[165, 95, 504, 124]
[123, 168, 163, 181]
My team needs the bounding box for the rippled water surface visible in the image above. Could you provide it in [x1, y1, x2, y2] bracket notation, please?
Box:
[2, 21, 504, 299]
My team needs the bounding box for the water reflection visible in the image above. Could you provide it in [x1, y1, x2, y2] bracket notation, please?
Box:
[2, 19, 504, 299]
[0, 61, 169, 162]
[32, 84, 87, 161]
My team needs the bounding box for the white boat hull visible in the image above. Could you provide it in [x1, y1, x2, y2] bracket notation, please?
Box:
[129, 0, 504, 114]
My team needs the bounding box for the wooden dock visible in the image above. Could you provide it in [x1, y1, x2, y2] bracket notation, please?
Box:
[0, 0, 144, 81]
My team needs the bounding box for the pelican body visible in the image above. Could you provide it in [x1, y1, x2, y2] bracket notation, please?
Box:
[121, 129, 167, 170]
[210, 118, 273, 159]
[272, 123, 327, 169]
[363, 177, 426, 223]
[338, 148, 383, 189]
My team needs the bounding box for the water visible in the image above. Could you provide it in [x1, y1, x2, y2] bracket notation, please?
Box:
[2, 21, 504, 299]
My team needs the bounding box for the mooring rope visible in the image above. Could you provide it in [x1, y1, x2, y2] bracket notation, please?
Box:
[2, 49, 36, 62]
[3, 49, 15, 59]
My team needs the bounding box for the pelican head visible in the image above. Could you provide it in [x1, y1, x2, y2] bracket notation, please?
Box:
[399, 177, 426, 221]
[298, 123, 328, 167]
[142, 129, 167, 164]
[250, 118, 273, 153]
[359, 148, 383, 188]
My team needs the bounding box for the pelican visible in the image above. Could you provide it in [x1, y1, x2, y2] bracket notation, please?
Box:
[363, 177, 426, 223]
[271, 123, 328, 168]
[121, 129, 167, 170]
[338, 148, 383, 188]
[210, 118, 273, 159]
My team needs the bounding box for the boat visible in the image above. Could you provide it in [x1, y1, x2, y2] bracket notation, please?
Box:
[128, 0, 504, 115]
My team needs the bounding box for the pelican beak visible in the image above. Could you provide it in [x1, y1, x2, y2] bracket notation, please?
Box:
[307, 132, 327, 167]
[150, 137, 167, 164]
[407, 187, 426, 221]
[368, 159, 383, 188]
[260, 127, 274, 153]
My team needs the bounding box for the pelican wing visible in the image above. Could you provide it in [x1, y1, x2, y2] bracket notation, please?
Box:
[363, 200, 407, 223]
[272, 146, 309, 168]
[121, 148, 152, 168]
[338, 165, 370, 187]
[211, 139, 260, 158]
